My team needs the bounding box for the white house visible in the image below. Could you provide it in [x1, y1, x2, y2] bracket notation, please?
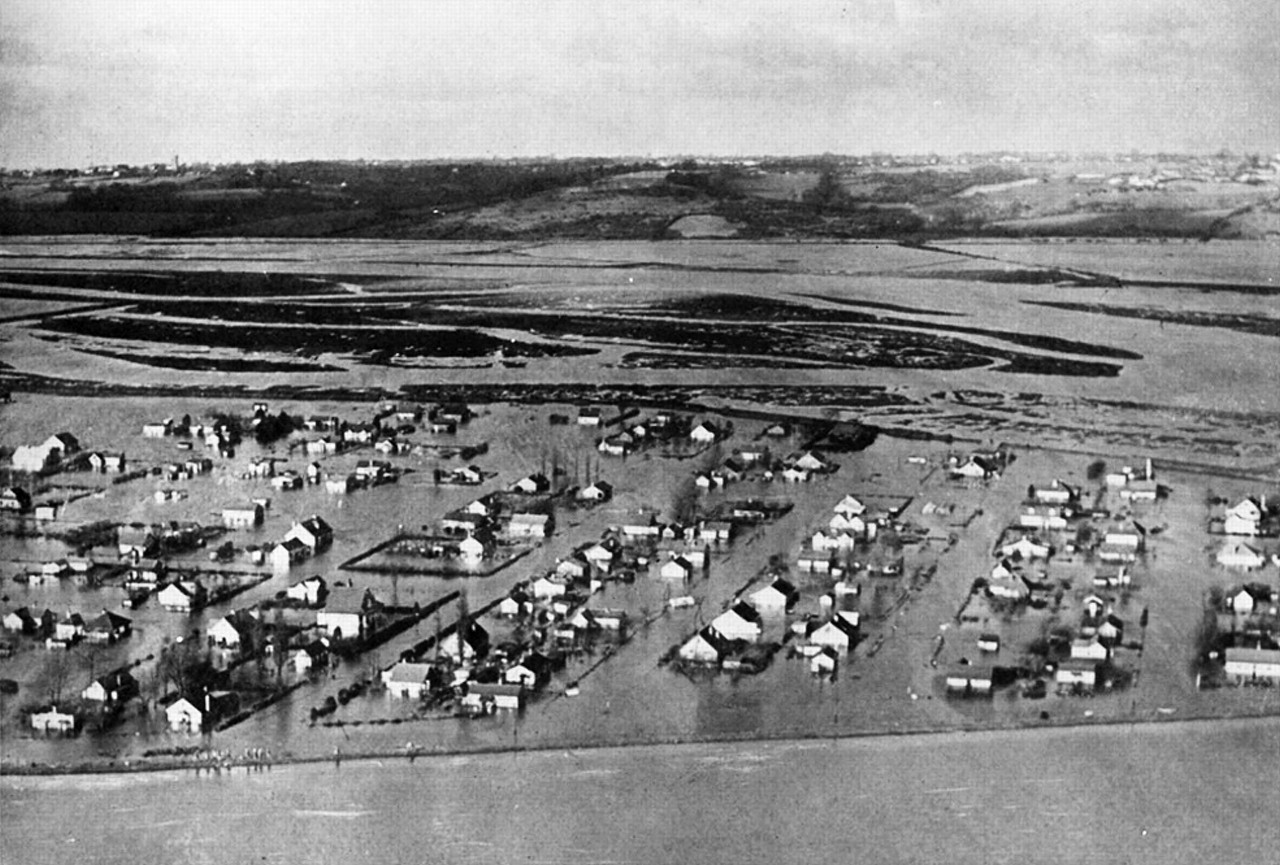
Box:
[689, 421, 723, 444]
[710, 602, 763, 643]
[678, 627, 730, 665]
[807, 615, 859, 655]
[577, 481, 614, 503]
[285, 575, 327, 606]
[1223, 647, 1280, 684]
[1055, 660, 1099, 692]
[749, 579, 798, 612]
[1224, 498, 1264, 536]
[1218, 540, 1266, 570]
[270, 538, 309, 570]
[222, 503, 264, 529]
[383, 662, 433, 699]
[832, 494, 866, 517]
[660, 556, 694, 581]
[999, 536, 1051, 560]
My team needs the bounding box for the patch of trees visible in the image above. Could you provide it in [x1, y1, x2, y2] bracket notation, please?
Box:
[254, 411, 300, 446]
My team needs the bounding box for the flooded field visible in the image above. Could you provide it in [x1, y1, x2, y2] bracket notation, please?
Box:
[1, 237, 1279, 859]
[5, 717, 1280, 865]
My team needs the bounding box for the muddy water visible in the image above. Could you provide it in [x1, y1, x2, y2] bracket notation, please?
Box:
[5, 718, 1280, 865]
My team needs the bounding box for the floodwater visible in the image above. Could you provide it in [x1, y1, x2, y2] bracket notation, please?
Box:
[4, 718, 1280, 865]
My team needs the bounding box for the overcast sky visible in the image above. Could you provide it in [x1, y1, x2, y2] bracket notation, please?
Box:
[2, 0, 1277, 168]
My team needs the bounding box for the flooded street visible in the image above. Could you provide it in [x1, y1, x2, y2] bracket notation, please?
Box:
[6, 718, 1280, 864]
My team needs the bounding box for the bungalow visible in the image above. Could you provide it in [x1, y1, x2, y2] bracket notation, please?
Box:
[532, 575, 568, 599]
[221, 502, 264, 529]
[737, 447, 768, 465]
[763, 422, 792, 438]
[660, 556, 694, 581]
[678, 626, 731, 665]
[157, 581, 203, 613]
[510, 473, 551, 495]
[88, 451, 126, 473]
[812, 529, 857, 552]
[792, 451, 830, 473]
[0, 486, 32, 512]
[977, 633, 1001, 653]
[183, 457, 212, 475]
[583, 539, 617, 566]
[31, 706, 77, 735]
[1055, 659, 1099, 692]
[1093, 566, 1131, 589]
[208, 610, 256, 650]
[1120, 480, 1159, 502]
[711, 602, 763, 643]
[435, 403, 472, 424]
[462, 497, 495, 517]
[325, 475, 356, 495]
[999, 536, 1052, 560]
[507, 512, 552, 540]
[796, 549, 833, 573]
[54, 612, 86, 643]
[166, 691, 239, 733]
[555, 555, 590, 581]
[810, 647, 839, 677]
[690, 421, 724, 444]
[577, 481, 614, 503]
[945, 664, 994, 696]
[439, 621, 490, 663]
[497, 595, 531, 619]
[699, 521, 733, 544]
[1218, 540, 1267, 570]
[457, 534, 486, 561]
[285, 515, 333, 554]
[598, 435, 633, 457]
[951, 456, 998, 481]
[142, 420, 172, 438]
[428, 421, 457, 435]
[1070, 637, 1111, 661]
[1223, 647, 1280, 684]
[833, 494, 867, 517]
[1224, 498, 1265, 536]
[383, 661, 433, 699]
[3, 607, 36, 634]
[305, 437, 341, 456]
[355, 459, 391, 481]
[270, 538, 310, 570]
[248, 457, 275, 478]
[750, 578, 799, 613]
[1031, 482, 1075, 505]
[440, 510, 487, 536]
[694, 472, 723, 491]
[781, 466, 810, 484]
[117, 525, 159, 558]
[84, 610, 132, 644]
[1103, 526, 1145, 549]
[807, 614, 859, 655]
[271, 472, 303, 491]
[461, 682, 524, 713]
[1096, 614, 1125, 647]
[33, 503, 58, 521]
[317, 589, 384, 642]
[987, 573, 1030, 602]
[286, 575, 328, 608]
[342, 422, 379, 444]
[577, 407, 603, 426]
[621, 517, 659, 539]
[82, 670, 138, 707]
[291, 639, 330, 675]
[504, 651, 553, 690]
[1018, 507, 1068, 531]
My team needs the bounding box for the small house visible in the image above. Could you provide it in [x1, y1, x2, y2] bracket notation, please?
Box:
[577, 481, 614, 503]
[945, 665, 994, 696]
[750, 578, 799, 613]
[1223, 647, 1280, 684]
[383, 661, 433, 699]
[31, 706, 77, 734]
[221, 503, 264, 529]
[660, 556, 694, 581]
[1055, 660, 1099, 692]
[0, 486, 32, 512]
[81, 670, 138, 706]
[678, 626, 731, 665]
[807, 615, 859, 655]
[710, 602, 763, 643]
[1218, 540, 1266, 571]
[439, 621, 490, 663]
[461, 682, 524, 713]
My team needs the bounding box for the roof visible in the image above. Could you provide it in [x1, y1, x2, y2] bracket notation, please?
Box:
[298, 515, 333, 535]
[687, 626, 732, 656]
[947, 663, 994, 681]
[387, 662, 433, 684]
[726, 601, 762, 624]
[1224, 647, 1280, 664]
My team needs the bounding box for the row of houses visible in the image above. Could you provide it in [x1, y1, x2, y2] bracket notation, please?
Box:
[3, 606, 132, 646]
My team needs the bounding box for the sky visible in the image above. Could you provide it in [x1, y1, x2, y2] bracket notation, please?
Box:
[1, 0, 1278, 168]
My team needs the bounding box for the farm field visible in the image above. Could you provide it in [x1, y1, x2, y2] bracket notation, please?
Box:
[0, 236, 1278, 773]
